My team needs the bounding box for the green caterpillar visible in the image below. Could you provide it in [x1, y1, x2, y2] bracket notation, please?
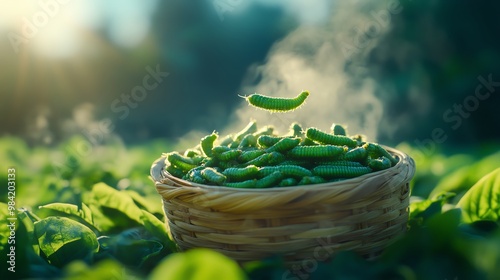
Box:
[165, 164, 186, 178]
[223, 171, 283, 188]
[299, 137, 317, 146]
[267, 152, 286, 166]
[363, 143, 398, 166]
[225, 179, 257, 188]
[306, 127, 357, 147]
[279, 178, 298, 187]
[266, 137, 301, 153]
[219, 134, 234, 146]
[253, 126, 275, 138]
[212, 146, 232, 155]
[182, 167, 207, 184]
[242, 91, 310, 112]
[238, 149, 266, 162]
[351, 134, 367, 146]
[320, 160, 364, 167]
[183, 149, 201, 158]
[215, 149, 242, 162]
[218, 160, 239, 170]
[222, 165, 259, 181]
[298, 176, 326, 185]
[278, 160, 313, 168]
[165, 152, 200, 171]
[238, 134, 257, 148]
[235, 120, 258, 141]
[200, 167, 227, 185]
[258, 165, 312, 178]
[287, 145, 347, 159]
[330, 123, 347, 136]
[240, 152, 272, 167]
[239, 151, 285, 167]
[368, 157, 392, 171]
[201, 157, 218, 167]
[200, 132, 218, 157]
[257, 135, 284, 148]
[255, 171, 283, 188]
[289, 122, 304, 137]
[312, 165, 372, 179]
[229, 140, 241, 149]
[342, 147, 368, 162]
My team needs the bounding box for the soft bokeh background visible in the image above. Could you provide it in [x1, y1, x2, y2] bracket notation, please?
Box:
[2, 0, 499, 147]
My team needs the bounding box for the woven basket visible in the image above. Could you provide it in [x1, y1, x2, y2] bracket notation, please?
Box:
[150, 146, 415, 263]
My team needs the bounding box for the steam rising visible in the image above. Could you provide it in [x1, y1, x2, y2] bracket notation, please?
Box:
[21, 1, 395, 149]
[225, 2, 388, 141]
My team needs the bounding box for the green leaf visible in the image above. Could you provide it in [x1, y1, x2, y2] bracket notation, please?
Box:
[17, 209, 41, 255]
[148, 249, 247, 280]
[430, 152, 500, 199]
[457, 168, 500, 223]
[140, 210, 175, 251]
[125, 190, 164, 215]
[34, 216, 99, 267]
[429, 166, 471, 198]
[39, 202, 94, 227]
[409, 193, 455, 227]
[98, 228, 165, 269]
[5, 213, 60, 279]
[90, 183, 146, 226]
[88, 183, 174, 249]
[85, 203, 115, 233]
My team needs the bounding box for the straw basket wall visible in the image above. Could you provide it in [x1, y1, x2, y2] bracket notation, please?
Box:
[151, 146, 415, 263]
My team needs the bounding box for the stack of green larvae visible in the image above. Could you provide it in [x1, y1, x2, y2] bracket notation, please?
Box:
[162, 120, 399, 188]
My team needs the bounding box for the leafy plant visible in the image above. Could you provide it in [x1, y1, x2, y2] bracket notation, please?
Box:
[457, 168, 500, 223]
[1, 136, 500, 279]
[34, 216, 99, 267]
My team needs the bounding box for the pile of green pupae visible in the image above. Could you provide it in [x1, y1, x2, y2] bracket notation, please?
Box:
[162, 121, 399, 188]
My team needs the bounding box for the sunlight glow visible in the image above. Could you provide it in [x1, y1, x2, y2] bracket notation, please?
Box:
[1, 0, 158, 58]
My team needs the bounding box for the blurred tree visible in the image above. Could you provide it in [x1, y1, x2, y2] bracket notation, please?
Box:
[365, 0, 500, 145]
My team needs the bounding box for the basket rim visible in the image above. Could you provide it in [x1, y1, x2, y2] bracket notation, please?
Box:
[150, 145, 415, 193]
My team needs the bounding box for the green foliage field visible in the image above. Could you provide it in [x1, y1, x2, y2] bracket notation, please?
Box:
[1, 136, 499, 279]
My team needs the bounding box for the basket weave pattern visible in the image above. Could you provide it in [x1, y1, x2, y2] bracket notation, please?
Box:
[151, 147, 415, 262]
